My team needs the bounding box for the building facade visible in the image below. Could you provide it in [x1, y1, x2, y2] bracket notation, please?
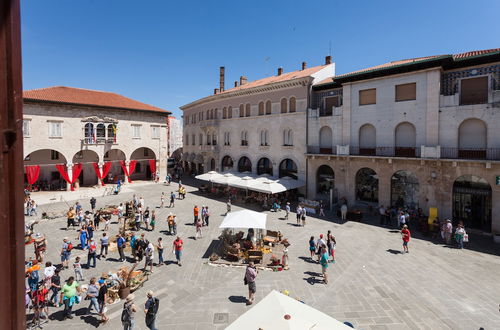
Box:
[180, 58, 335, 185]
[307, 49, 500, 234]
[167, 115, 183, 157]
[23, 86, 170, 190]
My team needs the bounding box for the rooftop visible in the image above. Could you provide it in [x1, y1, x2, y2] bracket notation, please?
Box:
[23, 86, 171, 114]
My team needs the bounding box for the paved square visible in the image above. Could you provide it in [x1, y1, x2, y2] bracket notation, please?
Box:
[26, 179, 500, 329]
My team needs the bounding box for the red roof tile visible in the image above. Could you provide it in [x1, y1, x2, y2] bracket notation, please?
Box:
[23, 86, 170, 114]
[453, 48, 500, 59]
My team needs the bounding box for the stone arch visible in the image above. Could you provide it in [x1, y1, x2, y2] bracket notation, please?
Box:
[355, 167, 378, 203]
[453, 174, 492, 232]
[130, 147, 157, 181]
[316, 164, 334, 196]
[238, 156, 252, 173]
[391, 170, 419, 209]
[257, 157, 273, 176]
[359, 124, 376, 155]
[221, 155, 234, 172]
[319, 126, 333, 153]
[72, 150, 99, 186]
[280, 98, 287, 113]
[395, 122, 416, 157]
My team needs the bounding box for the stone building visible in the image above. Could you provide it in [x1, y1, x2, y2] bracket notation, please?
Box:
[23, 86, 171, 190]
[307, 48, 500, 234]
[167, 115, 183, 157]
[180, 57, 335, 185]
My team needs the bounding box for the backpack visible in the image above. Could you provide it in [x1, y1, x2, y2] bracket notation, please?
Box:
[147, 298, 159, 315]
[121, 302, 132, 322]
[66, 242, 73, 252]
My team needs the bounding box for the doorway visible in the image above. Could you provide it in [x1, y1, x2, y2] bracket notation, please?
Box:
[453, 175, 492, 232]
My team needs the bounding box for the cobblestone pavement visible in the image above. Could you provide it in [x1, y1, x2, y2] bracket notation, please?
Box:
[26, 178, 500, 330]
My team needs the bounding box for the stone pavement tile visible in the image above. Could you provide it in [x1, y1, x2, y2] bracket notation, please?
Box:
[195, 322, 217, 330]
[373, 316, 395, 324]
[368, 325, 388, 330]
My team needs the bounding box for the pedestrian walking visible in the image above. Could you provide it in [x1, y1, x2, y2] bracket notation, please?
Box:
[244, 262, 258, 305]
[117, 233, 126, 262]
[30, 200, 38, 216]
[296, 205, 302, 226]
[99, 233, 109, 259]
[319, 201, 325, 217]
[160, 192, 165, 208]
[144, 207, 150, 231]
[169, 191, 175, 207]
[195, 218, 203, 240]
[340, 203, 348, 222]
[117, 203, 124, 218]
[103, 214, 111, 231]
[226, 199, 232, 215]
[87, 238, 97, 268]
[444, 219, 453, 244]
[93, 211, 100, 230]
[327, 230, 336, 262]
[49, 268, 61, 307]
[60, 276, 81, 320]
[455, 223, 466, 249]
[121, 294, 137, 330]
[316, 234, 327, 263]
[401, 225, 411, 254]
[172, 236, 183, 266]
[87, 222, 94, 241]
[66, 207, 76, 230]
[201, 205, 206, 225]
[144, 241, 154, 273]
[319, 246, 329, 284]
[79, 226, 88, 250]
[379, 205, 386, 225]
[139, 197, 145, 209]
[90, 197, 96, 213]
[73, 256, 84, 281]
[86, 277, 99, 315]
[60, 237, 72, 269]
[193, 205, 199, 224]
[144, 291, 159, 330]
[285, 202, 290, 220]
[301, 207, 307, 227]
[308, 236, 316, 259]
[150, 210, 156, 231]
[204, 206, 210, 226]
[156, 238, 164, 266]
[97, 278, 109, 323]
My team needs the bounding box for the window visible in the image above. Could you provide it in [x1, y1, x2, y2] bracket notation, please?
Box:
[207, 133, 211, 145]
[51, 150, 60, 160]
[283, 129, 293, 146]
[241, 131, 248, 146]
[260, 130, 269, 146]
[281, 98, 287, 113]
[228, 106, 232, 118]
[239, 104, 245, 117]
[265, 100, 272, 114]
[48, 121, 62, 137]
[192, 134, 195, 145]
[460, 76, 488, 105]
[132, 124, 141, 138]
[212, 133, 217, 145]
[23, 119, 30, 137]
[245, 103, 251, 117]
[107, 124, 117, 141]
[224, 132, 230, 146]
[324, 96, 340, 112]
[395, 83, 416, 102]
[359, 88, 376, 105]
[223, 107, 227, 119]
[199, 134, 203, 145]
[186, 134, 189, 145]
[289, 97, 296, 112]
[151, 126, 160, 139]
[258, 102, 264, 115]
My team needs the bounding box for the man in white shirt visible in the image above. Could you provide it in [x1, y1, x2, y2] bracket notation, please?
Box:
[316, 234, 327, 263]
[379, 205, 386, 225]
[285, 202, 290, 220]
[340, 204, 348, 222]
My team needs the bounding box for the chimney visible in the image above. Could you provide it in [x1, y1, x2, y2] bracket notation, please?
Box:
[301, 62, 307, 70]
[234, 81, 239, 87]
[325, 55, 332, 65]
[277, 67, 283, 76]
[214, 88, 219, 95]
[219, 66, 225, 92]
[240, 76, 247, 85]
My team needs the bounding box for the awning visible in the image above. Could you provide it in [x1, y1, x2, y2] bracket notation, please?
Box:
[226, 290, 352, 330]
[195, 171, 222, 181]
[211, 172, 240, 185]
[219, 209, 267, 230]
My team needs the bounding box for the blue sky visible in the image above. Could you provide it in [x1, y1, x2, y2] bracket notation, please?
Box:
[21, 0, 500, 118]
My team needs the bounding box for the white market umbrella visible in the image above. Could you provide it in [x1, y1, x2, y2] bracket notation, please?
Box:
[248, 180, 287, 194]
[195, 171, 222, 182]
[219, 209, 267, 230]
[226, 290, 352, 330]
[277, 176, 306, 190]
[230, 176, 255, 190]
[212, 172, 239, 185]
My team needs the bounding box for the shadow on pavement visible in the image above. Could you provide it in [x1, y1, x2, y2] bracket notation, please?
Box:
[386, 249, 402, 255]
[298, 256, 317, 264]
[228, 295, 247, 303]
[202, 239, 220, 259]
[303, 277, 323, 285]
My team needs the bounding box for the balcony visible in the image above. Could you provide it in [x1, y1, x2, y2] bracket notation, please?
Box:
[440, 148, 500, 161]
[81, 137, 116, 145]
[350, 147, 421, 158]
[307, 145, 337, 155]
[201, 145, 219, 153]
[199, 118, 220, 127]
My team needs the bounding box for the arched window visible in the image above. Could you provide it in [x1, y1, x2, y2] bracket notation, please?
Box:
[207, 133, 211, 145]
[224, 132, 230, 146]
[239, 104, 245, 117]
[258, 101, 264, 115]
[355, 168, 378, 203]
[238, 156, 252, 172]
[395, 122, 416, 157]
[241, 131, 248, 146]
[191, 134, 195, 146]
[245, 103, 251, 117]
[212, 132, 217, 145]
[265, 100, 272, 114]
[214, 108, 218, 119]
[260, 130, 269, 146]
[281, 98, 287, 113]
[458, 118, 487, 159]
[319, 126, 333, 153]
[228, 106, 232, 119]
[84, 123, 94, 143]
[199, 134, 203, 145]
[289, 97, 296, 112]
[279, 159, 298, 179]
[186, 134, 189, 145]
[257, 157, 273, 175]
[359, 124, 376, 155]
[96, 123, 106, 142]
[210, 158, 216, 171]
[317, 165, 334, 195]
[221, 156, 234, 171]
[283, 129, 293, 146]
[206, 110, 210, 120]
[223, 107, 227, 119]
[107, 124, 116, 142]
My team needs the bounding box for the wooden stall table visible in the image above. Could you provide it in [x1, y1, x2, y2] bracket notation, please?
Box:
[247, 250, 263, 264]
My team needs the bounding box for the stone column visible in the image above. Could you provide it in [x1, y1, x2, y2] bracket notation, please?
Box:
[66, 163, 73, 191]
[98, 162, 103, 187]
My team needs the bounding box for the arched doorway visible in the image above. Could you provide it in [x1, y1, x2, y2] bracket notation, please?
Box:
[319, 126, 333, 154]
[72, 150, 99, 187]
[391, 170, 419, 209]
[130, 147, 156, 180]
[103, 149, 126, 183]
[257, 157, 273, 176]
[278, 159, 297, 179]
[355, 168, 378, 203]
[395, 122, 416, 157]
[24, 149, 68, 190]
[221, 156, 234, 172]
[458, 118, 487, 159]
[453, 175, 492, 232]
[238, 156, 252, 173]
[210, 158, 216, 171]
[316, 165, 334, 197]
[359, 124, 376, 156]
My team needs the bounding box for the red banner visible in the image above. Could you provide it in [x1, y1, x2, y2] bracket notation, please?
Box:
[71, 163, 82, 185]
[102, 161, 112, 180]
[56, 163, 82, 191]
[120, 160, 137, 183]
[148, 159, 156, 178]
[25, 165, 40, 186]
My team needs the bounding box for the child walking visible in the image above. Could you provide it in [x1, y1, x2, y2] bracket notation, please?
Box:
[73, 256, 84, 281]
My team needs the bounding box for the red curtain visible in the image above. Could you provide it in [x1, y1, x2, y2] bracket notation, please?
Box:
[56, 163, 82, 191]
[102, 161, 112, 180]
[25, 165, 40, 186]
[120, 160, 137, 183]
[148, 159, 156, 178]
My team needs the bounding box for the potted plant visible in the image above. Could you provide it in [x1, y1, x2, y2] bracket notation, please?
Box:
[117, 262, 138, 299]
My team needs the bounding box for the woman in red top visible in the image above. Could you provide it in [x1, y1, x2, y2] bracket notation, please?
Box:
[172, 236, 183, 266]
[401, 225, 411, 254]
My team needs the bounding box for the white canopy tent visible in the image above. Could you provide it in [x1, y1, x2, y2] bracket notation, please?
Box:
[226, 290, 352, 330]
[211, 172, 240, 185]
[230, 175, 256, 190]
[194, 171, 223, 182]
[219, 209, 267, 230]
